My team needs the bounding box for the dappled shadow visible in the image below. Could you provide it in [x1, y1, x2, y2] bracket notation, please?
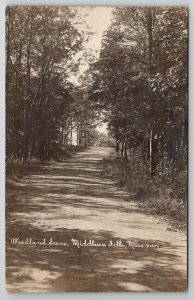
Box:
[6, 147, 187, 292]
[6, 225, 187, 292]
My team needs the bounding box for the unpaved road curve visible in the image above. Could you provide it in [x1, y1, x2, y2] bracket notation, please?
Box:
[6, 147, 187, 292]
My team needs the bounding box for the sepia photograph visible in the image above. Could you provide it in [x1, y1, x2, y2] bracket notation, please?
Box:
[5, 5, 188, 292]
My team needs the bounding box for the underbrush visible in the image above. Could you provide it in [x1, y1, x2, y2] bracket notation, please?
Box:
[6, 145, 86, 215]
[49, 144, 85, 161]
[102, 155, 187, 231]
[6, 145, 85, 186]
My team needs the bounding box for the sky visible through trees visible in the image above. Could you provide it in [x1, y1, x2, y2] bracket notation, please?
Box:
[6, 6, 188, 187]
[5, 8, 188, 292]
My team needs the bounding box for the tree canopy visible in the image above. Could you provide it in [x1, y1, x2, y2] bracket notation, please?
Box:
[90, 7, 188, 176]
[6, 6, 97, 160]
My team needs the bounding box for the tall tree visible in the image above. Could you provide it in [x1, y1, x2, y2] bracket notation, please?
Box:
[6, 6, 84, 160]
[89, 6, 188, 178]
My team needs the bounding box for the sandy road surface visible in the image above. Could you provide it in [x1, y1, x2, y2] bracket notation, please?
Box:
[6, 147, 187, 292]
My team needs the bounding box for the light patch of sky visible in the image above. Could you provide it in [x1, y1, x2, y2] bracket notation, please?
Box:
[83, 7, 113, 54]
[68, 6, 113, 86]
[97, 122, 108, 134]
[69, 7, 113, 134]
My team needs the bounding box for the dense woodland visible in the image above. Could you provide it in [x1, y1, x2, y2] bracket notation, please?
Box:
[6, 7, 188, 207]
[90, 7, 188, 178]
[6, 6, 98, 161]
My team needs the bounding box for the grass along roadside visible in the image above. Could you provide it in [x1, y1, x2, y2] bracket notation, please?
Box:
[6, 145, 86, 215]
[102, 155, 187, 232]
[6, 145, 85, 181]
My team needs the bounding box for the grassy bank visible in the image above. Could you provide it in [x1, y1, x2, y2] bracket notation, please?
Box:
[102, 155, 187, 231]
[6, 144, 87, 224]
[6, 145, 86, 199]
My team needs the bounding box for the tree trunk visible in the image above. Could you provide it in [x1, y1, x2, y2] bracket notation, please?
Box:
[70, 118, 73, 145]
[121, 141, 124, 156]
[84, 130, 87, 148]
[124, 142, 128, 161]
[150, 130, 158, 177]
[146, 8, 158, 177]
[23, 20, 33, 160]
[77, 124, 79, 147]
[116, 141, 120, 155]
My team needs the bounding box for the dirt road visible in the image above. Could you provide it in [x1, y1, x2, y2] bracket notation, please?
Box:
[6, 147, 187, 292]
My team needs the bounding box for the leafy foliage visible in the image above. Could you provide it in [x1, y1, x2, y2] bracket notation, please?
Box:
[90, 7, 188, 178]
[6, 6, 97, 161]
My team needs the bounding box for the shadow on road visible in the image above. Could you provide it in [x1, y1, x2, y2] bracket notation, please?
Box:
[6, 147, 187, 292]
